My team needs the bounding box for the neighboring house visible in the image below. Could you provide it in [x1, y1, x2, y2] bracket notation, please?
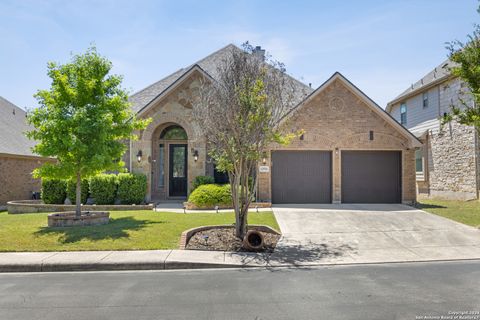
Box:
[0, 97, 50, 207]
[127, 44, 421, 204]
[386, 60, 478, 200]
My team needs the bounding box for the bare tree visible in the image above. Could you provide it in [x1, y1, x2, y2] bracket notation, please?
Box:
[193, 43, 302, 239]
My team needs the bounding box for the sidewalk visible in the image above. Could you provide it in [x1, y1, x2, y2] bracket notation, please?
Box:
[153, 202, 272, 214]
[0, 250, 271, 272]
[2, 246, 480, 272]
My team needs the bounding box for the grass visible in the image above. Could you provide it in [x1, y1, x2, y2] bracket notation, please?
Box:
[0, 210, 279, 252]
[417, 199, 480, 228]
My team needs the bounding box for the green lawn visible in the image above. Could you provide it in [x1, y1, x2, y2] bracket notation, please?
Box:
[417, 199, 480, 228]
[0, 210, 279, 252]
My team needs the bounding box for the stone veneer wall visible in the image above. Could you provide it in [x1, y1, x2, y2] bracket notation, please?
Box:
[0, 154, 48, 206]
[257, 79, 417, 204]
[130, 72, 206, 201]
[424, 122, 478, 200]
[415, 77, 480, 200]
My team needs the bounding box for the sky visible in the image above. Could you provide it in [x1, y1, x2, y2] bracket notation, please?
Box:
[0, 0, 478, 110]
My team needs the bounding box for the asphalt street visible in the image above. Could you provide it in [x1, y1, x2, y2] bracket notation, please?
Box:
[0, 261, 479, 320]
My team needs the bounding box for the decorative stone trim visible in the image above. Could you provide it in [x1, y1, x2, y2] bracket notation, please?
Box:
[7, 200, 154, 214]
[183, 202, 272, 210]
[179, 224, 281, 250]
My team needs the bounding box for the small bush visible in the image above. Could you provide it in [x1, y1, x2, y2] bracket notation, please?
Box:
[117, 173, 147, 204]
[41, 179, 67, 204]
[89, 174, 117, 205]
[66, 178, 89, 204]
[188, 184, 232, 208]
[192, 175, 215, 191]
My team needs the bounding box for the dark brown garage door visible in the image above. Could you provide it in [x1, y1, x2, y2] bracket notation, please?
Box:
[341, 151, 401, 203]
[271, 151, 332, 204]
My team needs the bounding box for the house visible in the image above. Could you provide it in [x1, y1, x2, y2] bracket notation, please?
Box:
[0, 97, 50, 207]
[127, 44, 421, 204]
[386, 60, 478, 200]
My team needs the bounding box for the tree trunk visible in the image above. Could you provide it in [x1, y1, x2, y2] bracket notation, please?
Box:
[232, 161, 250, 240]
[75, 172, 81, 217]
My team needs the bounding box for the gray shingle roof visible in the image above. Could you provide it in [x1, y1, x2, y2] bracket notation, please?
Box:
[0, 96, 38, 157]
[129, 44, 312, 114]
[388, 59, 456, 107]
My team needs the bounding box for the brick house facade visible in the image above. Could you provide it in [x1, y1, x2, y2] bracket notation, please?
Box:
[127, 45, 420, 204]
[0, 97, 50, 207]
[258, 74, 417, 204]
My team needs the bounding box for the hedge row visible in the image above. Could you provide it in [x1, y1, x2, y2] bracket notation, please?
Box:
[41, 173, 147, 205]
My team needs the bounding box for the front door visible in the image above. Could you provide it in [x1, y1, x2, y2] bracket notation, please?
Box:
[169, 144, 188, 197]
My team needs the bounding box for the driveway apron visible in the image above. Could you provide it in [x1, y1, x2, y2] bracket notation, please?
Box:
[271, 204, 480, 265]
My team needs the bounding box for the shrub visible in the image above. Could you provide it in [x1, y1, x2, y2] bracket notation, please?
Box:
[41, 179, 67, 204]
[188, 184, 232, 208]
[89, 174, 117, 205]
[192, 175, 215, 191]
[117, 173, 147, 204]
[66, 178, 89, 204]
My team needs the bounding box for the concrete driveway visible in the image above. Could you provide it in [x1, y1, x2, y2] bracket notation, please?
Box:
[271, 204, 480, 265]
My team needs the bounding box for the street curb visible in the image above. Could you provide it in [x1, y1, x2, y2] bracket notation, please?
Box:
[0, 261, 250, 273]
[2, 257, 480, 273]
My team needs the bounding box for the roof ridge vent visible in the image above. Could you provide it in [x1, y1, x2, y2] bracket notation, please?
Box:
[411, 84, 414, 90]
[421, 79, 423, 85]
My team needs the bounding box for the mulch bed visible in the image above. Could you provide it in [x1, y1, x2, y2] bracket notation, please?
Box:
[186, 227, 280, 252]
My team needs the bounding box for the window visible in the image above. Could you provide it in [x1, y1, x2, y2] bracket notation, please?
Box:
[423, 92, 429, 108]
[415, 150, 423, 173]
[160, 125, 187, 140]
[214, 164, 229, 184]
[400, 103, 407, 125]
[415, 149, 425, 181]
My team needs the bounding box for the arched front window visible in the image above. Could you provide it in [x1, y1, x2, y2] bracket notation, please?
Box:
[160, 125, 187, 140]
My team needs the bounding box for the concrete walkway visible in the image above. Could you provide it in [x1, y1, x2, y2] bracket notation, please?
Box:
[153, 201, 271, 213]
[271, 203, 480, 265]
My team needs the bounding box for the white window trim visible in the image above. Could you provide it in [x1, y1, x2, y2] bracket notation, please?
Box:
[415, 151, 425, 181]
[423, 92, 429, 108]
[400, 103, 407, 125]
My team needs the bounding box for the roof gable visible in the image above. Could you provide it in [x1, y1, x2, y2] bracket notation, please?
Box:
[129, 43, 312, 114]
[0, 96, 39, 157]
[283, 72, 422, 148]
[134, 64, 212, 116]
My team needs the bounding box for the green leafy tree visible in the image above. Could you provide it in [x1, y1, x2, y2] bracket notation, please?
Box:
[194, 43, 304, 239]
[443, 5, 480, 129]
[27, 47, 150, 217]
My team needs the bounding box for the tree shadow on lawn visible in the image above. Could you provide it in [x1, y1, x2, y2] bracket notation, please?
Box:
[415, 203, 447, 209]
[34, 216, 165, 244]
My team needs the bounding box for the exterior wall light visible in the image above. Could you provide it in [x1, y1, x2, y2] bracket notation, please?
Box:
[136, 150, 143, 162]
[193, 149, 199, 162]
[262, 152, 268, 164]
